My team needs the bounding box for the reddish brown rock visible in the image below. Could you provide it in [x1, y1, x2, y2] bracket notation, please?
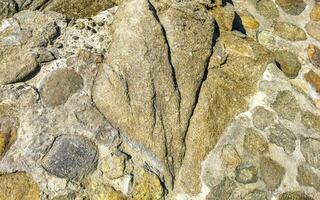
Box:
[308, 44, 320, 68]
[305, 70, 320, 93]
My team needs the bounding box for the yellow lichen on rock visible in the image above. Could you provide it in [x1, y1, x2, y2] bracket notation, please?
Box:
[0, 172, 40, 200]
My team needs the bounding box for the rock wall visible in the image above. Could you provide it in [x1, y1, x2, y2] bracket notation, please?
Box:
[0, 0, 320, 200]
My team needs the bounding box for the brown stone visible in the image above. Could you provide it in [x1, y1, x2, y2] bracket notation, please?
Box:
[243, 128, 268, 155]
[260, 156, 285, 191]
[308, 44, 320, 68]
[310, 3, 320, 21]
[305, 70, 320, 93]
[306, 21, 320, 42]
[0, 172, 40, 200]
[273, 22, 307, 41]
[297, 164, 320, 192]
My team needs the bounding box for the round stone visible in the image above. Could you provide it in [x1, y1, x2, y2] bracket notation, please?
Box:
[260, 156, 285, 191]
[310, 3, 320, 21]
[275, 0, 306, 16]
[256, 0, 279, 20]
[306, 21, 320, 42]
[252, 106, 274, 130]
[300, 138, 320, 170]
[308, 44, 320, 68]
[42, 135, 98, 180]
[267, 124, 296, 154]
[235, 164, 258, 184]
[275, 50, 301, 78]
[243, 128, 268, 155]
[278, 191, 314, 200]
[273, 22, 307, 41]
[272, 90, 300, 120]
[40, 68, 83, 108]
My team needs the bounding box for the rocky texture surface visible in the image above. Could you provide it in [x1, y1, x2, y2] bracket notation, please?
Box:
[0, 0, 320, 200]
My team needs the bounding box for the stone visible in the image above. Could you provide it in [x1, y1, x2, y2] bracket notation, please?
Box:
[278, 191, 314, 200]
[211, 2, 235, 31]
[268, 124, 296, 154]
[42, 0, 116, 19]
[0, 0, 17, 21]
[306, 21, 320, 42]
[100, 152, 126, 179]
[130, 169, 164, 200]
[300, 138, 320, 169]
[36, 48, 55, 63]
[0, 172, 40, 200]
[275, 0, 306, 16]
[242, 190, 268, 200]
[243, 128, 268, 155]
[86, 183, 126, 200]
[239, 12, 260, 30]
[275, 50, 301, 78]
[260, 156, 285, 191]
[0, 18, 22, 48]
[308, 44, 320, 68]
[310, 3, 320, 21]
[206, 177, 236, 200]
[273, 22, 307, 41]
[252, 106, 274, 130]
[0, 46, 38, 85]
[301, 111, 320, 132]
[297, 164, 320, 192]
[52, 193, 76, 200]
[42, 135, 98, 180]
[221, 144, 242, 170]
[235, 164, 258, 184]
[272, 90, 300, 120]
[93, 0, 215, 191]
[256, 0, 279, 20]
[305, 70, 320, 93]
[40, 68, 83, 108]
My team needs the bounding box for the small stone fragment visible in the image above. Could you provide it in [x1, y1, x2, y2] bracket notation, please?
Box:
[306, 21, 320, 42]
[302, 111, 320, 132]
[235, 164, 258, 184]
[305, 70, 320, 93]
[239, 13, 260, 30]
[310, 3, 320, 21]
[37, 49, 55, 63]
[243, 128, 268, 155]
[260, 156, 285, 191]
[0, 47, 38, 85]
[76, 22, 85, 29]
[297, 164, 320, 192]
[206, 177, 236, 200]
[256, 0, 279, 20]
[55, 42, 63, 48]
[252, 106, 274, 130]
[268, 124, 296, 154]
[87, 183, 126, 200]
[272, 90, 300, 120]
[221, 144, 241, 170]
[42, 135, 98, 180]
[0, 172, 40, 200]
[130, 169, 164, 200]
[40, 68, 83, 108]
[211, 3, 235, 31]
[101, 152, 126, 179]
[275, 0, 306, 16]
[300, 138, 320, 170]
[273, 22, 307, 41]
[278, 191, 314, 200]
[308, 44, 320, 68]
[52, 193, 76, 200]
[275, 50, 301, 78]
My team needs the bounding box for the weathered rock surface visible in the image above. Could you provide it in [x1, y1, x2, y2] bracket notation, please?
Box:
[278, 191, 314, 200]
[297, 164, 320, 192]
[0, 172, 40, 200]
[260, 156, 285, 191]
[272, 90, 300, 120]
[300, 138, 320, 169]
[273, 22, 307, 41]
[275, 0, 306, 16]
[267, 124, 296, 154]
[243, 128, 268, 155]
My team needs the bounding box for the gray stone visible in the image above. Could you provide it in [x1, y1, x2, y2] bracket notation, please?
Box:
[275, 0, 306, 16]
[42, 135, 98, 180]
[0, 0, 17, 21]
[278, 191, 314, 200]
[275, 50, 302, 78]
[273, 22, 307, 41]
[300, 138, 320, 170]
[268, 124, 296, 154]
[297, 164, 320, 192]
[242, 190, 268, 200]
[206, 177, 236, 200]
[301, 111, 320, 132]
[243, 128, 268, 155]
[272, 90, 300, 120]
[256, 0, 279, 20]
[0, 46, 38, 85]
[36, 49, 55, 63]
[252, 106, 274, 130]
[40, 68, 83, 108]
[235, 164, 258, 184]
[260, 156, 285, 191]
